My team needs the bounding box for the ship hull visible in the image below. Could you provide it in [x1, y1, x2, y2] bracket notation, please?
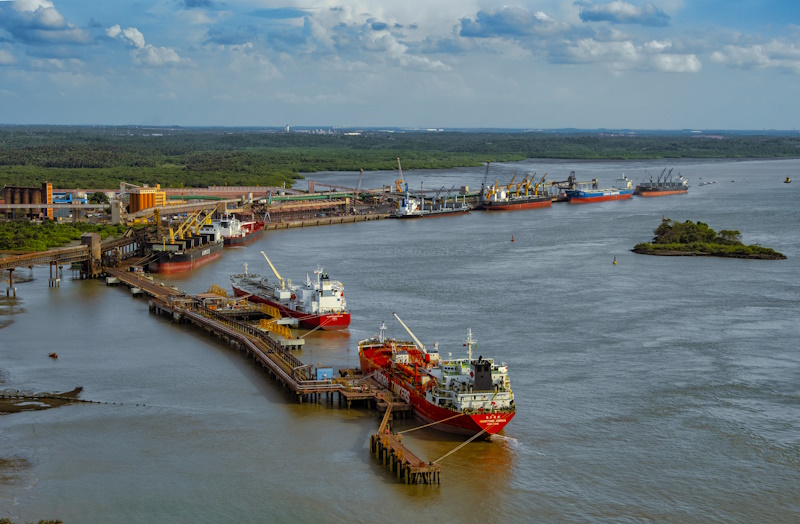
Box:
[392, 208, 471, 219]
[231, 284, 350, 330]
[223, 224, 265, 246]
[360, 353, 514, 436]
[148, 242, 223, 274]
[634, 188, 688, 197]
[480, 198, 552, 211]
[566, 189, 633, 204]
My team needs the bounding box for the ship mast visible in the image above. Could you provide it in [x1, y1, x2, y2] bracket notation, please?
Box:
[393, 312, 426, 354]
[465, 328, 476, 361]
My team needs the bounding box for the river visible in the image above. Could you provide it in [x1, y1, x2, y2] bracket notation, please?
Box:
[2, 158, 799, 522]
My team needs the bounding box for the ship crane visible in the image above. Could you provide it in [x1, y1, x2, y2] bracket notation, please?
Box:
[505, 172, 518, 193]
[533, 173, 547, 196]
[514, 175, 529, 197]
[260, 250, 286, 289]
[394, 158, 405, 193]
[393, 312, 427, 354]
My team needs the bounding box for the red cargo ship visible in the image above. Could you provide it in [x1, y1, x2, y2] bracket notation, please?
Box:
[359, 314, 515, 437]
[230, 251, 350, 330]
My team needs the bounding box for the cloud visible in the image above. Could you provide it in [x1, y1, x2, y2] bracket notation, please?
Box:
[0, 48, 17, 65]
[576, 1, 670, 27]
[106, 24, 183, 67]
[0, 0, 92, 45]
[559, 37, 700, 72]
[711, 39, 800, 73]
[459, 7, 556, 38]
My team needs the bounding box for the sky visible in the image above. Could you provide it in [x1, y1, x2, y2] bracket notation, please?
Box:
[1, 0, 799, 129]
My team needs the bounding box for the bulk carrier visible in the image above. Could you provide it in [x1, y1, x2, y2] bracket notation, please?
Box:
[359, 314, 515, 437]
[634, 168, 689, 196]
[565, 175, 634, 203]
[147, 210, 223, 274]
[479, 172, 551, 211]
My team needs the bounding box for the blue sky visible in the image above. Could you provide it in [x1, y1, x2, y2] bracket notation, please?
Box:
[1, 0, 799, 129]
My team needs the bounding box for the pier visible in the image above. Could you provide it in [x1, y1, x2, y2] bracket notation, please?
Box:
[370, 395, 441, 484]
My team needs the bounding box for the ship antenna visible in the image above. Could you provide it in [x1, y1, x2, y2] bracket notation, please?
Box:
[379, 321, 386, 343]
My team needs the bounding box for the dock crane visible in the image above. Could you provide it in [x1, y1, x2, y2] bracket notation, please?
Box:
[260, 250, 286, 289]
[394, 158, 405, 193]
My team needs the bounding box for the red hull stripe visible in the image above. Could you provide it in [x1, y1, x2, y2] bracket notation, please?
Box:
[636, 190, 688, 196]
[482, 200, 552, 211]
[150, 251, 222, 274]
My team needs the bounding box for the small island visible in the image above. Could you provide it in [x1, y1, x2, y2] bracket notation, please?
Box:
[632, 219, 786, 260]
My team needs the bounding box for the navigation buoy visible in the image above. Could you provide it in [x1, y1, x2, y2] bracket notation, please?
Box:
[613, 256, 617, 265]
[511, 236, 514, 243]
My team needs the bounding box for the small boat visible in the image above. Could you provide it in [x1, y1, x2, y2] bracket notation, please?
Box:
[48, 352, 58, 359]
[785, 177, 792, 184]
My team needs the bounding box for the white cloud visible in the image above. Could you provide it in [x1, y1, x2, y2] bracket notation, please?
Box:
[711, 40, 800, 73]
[107, 24, 184, 67]
[652, 53, 701, 73]
[0, 49, 17, 65]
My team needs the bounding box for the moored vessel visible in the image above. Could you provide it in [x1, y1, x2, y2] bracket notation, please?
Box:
[479, 172, 551, 210]
[148, 212, 223, 274]
[217, 214, 265, 246]
[231, 251, 350, 330]
[358, 314, 515, 437]
[634, 168, 689, 197]
[392, 184, 472, 218]
[566, 175, 634, 203]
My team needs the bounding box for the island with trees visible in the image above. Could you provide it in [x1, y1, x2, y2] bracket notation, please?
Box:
[632, 220, 786, 260]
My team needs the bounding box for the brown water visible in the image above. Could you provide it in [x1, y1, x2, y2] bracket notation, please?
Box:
[2, 158, 799, 522]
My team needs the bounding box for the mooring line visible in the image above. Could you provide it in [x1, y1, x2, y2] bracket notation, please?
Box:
[433, 429, 488, 464]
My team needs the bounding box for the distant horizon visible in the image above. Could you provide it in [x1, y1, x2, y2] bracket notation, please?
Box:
[1, 123, 798, 136]
[1, 1, 799, 129]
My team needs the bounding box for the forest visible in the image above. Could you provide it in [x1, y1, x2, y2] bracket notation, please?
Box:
[2, 126, 799, 190]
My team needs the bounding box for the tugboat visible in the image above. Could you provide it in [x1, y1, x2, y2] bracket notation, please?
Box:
[359, 313, 515, 437]
[634, 168, 689, 196]
[230, 252, 349, 330]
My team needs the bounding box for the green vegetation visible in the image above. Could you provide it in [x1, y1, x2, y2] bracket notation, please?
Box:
[633, 220, 786, 259]
[0, 220, 128, 252]
[2, 126, 800, 190]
